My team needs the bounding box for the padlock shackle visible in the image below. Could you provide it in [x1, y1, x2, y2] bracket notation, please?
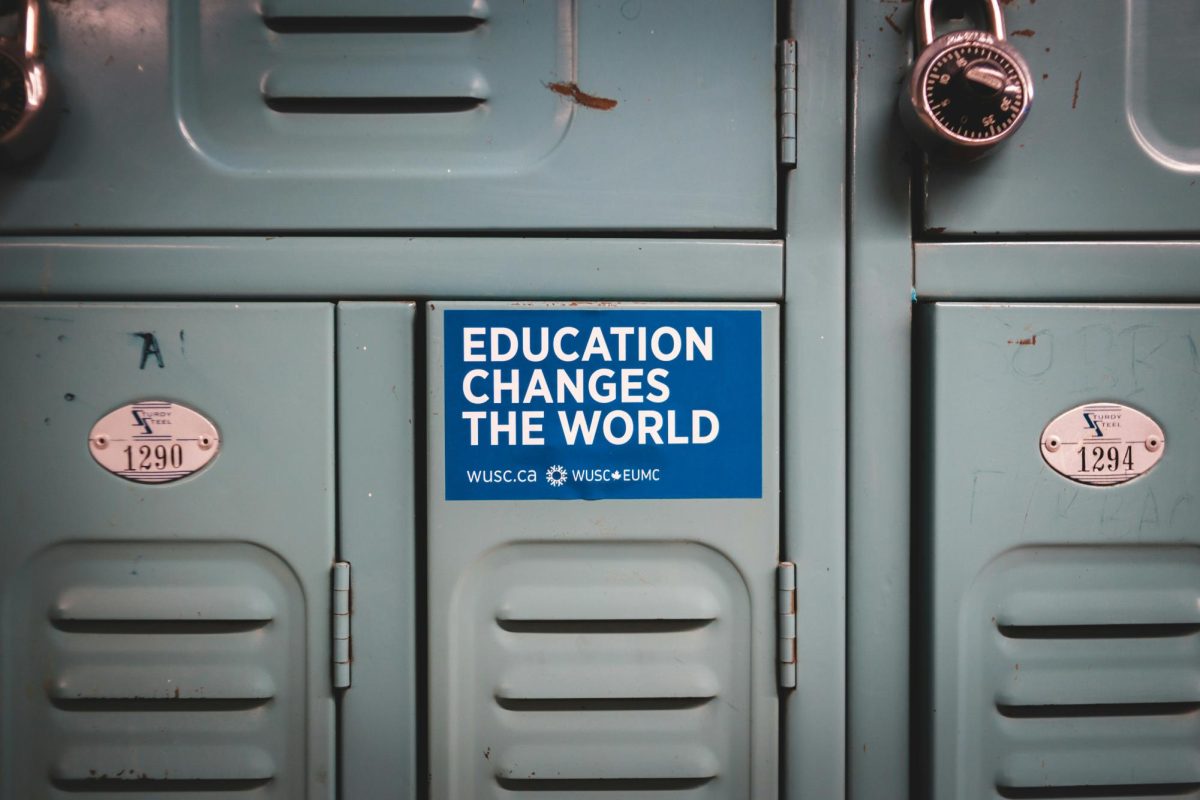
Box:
[23, 0, 40, 60]
[919, 0, 1007, 50]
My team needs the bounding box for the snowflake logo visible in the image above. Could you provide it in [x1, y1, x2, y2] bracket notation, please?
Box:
[546, 465, 568, 487]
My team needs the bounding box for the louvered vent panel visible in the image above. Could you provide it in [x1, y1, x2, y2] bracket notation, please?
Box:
[2, 542, 307, 798]
[960, 547, 1200, 800]
[173, 0, 570, 174]
[448, 541, 752, 799]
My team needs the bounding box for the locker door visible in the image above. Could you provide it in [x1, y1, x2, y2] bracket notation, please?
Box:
[0, 303, 335, 799]
[427, 302, 780, 799]
[923, 0, 1200, 236]
[1, 0, 776, 233]
[916, 303, 1200, 799]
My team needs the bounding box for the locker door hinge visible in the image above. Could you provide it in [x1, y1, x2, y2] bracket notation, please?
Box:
[777, 561, 797, 689]
[778, 39, 797, 167]
[333, 561, 351, 690]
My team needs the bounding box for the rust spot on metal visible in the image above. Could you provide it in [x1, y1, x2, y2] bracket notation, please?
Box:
[1010, 28, 1035, 36]
[927, 226, 947, 235]
[173, 686, 180, 699]
[1007, 335, 1038, 346]
[1072, 71, 1082, 109]
[545, 81, 618, 111]
[883, 12, 902, 34]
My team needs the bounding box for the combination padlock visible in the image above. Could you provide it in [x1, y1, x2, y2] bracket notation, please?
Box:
[0, 0, 55, 164]
[899, 0, 1033, 159]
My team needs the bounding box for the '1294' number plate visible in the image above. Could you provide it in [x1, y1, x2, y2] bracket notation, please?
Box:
[1040, 402, 1164, 487]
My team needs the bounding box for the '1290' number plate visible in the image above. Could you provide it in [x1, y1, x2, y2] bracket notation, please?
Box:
[88, 400, 220, 484]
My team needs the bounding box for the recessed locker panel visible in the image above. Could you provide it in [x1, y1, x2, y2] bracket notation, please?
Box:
[427, 301, 780, 800]
[2, 0, 775, 232]
[922, 0, 1200, 236]
[916, 303, 1200, 800]
[0, 303, 335, 799]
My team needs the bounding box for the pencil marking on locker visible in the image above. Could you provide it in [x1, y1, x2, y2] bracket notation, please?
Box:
[1010, 331, 1053, 377]
[1187, 334, 1200, 374]
[1056, 487, 1078, 518]
[969, 469, 1004, 524]
[1138, 491, 1159, 532]
[1100, 493, 1125, 530]
[1169, 494, 1192, 526]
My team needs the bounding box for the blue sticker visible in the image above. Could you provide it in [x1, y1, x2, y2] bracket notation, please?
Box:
[443, 308, 762, 500]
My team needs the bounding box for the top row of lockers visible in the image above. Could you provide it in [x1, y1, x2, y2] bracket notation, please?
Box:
[3, 0, 1197, 235]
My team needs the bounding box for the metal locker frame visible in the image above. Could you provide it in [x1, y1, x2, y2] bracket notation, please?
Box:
[0, 0, 852, 798]
[848, 0, 1200, 798]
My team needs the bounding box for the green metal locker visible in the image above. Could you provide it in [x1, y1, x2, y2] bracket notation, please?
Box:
[915, 304, 1200, 799]
[425, 301, 782, 799]
[0, 304, 336, 798]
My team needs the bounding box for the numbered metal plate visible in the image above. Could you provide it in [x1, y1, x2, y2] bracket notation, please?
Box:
[1040, 402, 1164, 487]
[88, 400, 219, 484]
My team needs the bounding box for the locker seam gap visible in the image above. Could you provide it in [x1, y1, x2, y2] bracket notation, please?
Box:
[777, 0, 794, 790]
[333, 302, 345, 800]
[843, 0, 857, 795]
[0, 228, 786, 241]
[413, 302, 431, 800]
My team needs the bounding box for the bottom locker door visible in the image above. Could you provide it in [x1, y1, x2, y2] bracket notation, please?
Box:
[917, 303, 1200, 800]
[0, 303, 336, 800]
[427, 301, 780, 800]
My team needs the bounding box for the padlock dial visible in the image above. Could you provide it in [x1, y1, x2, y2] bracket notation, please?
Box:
[923, 42, 1027, 143]
[0, 52, 27, 137]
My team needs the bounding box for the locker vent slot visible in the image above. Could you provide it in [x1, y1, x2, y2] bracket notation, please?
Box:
[996, 702, 1200, 719]
[265, 96, 484, 115]
[495, 777, 716, 792]
[260, 13, 488, 115]
[496, 697, 714, 712]
[50, 697, 270, 712]
[52, 777, 275, 793]
[173, 1, 573, 175]
[449, 542, 753, 798]
[263, 16, 485, 34]
[50, 618, 270, 634]
[996, 784, 1200, 799]
[497, 617, 715, 634]
[998, 623, 1200, 639]
[959, 547, 1200, 799]
[3, 543, 308, 798]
